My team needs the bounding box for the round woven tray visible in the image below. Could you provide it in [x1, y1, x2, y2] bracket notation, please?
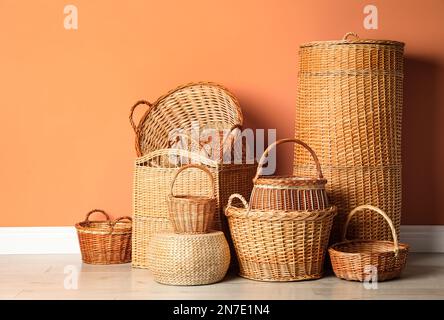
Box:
[129, 82, 243, 157]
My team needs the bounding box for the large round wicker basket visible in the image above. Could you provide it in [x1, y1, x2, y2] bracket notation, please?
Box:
[225, 194, 336, 282]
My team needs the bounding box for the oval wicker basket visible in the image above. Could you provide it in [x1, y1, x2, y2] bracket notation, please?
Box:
[129, 82, 243, 157]
[250, 138, 328, 211]
[75, 210, 132, 265]
[329, 205, 409, 282]
[225, 194, 337, 282]
[168, 164, 216, 234]
[147, 231, 230, 286]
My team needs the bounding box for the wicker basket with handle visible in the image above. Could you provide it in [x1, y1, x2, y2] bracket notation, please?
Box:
[250, 138, 328, 211]
[168, 164, 216, 234]
[294, 32, 404, 243]
[225, 194, 337, 281]
[129, 82, 243, 157]
[329, 205, 409, 282]
[75, 209, 132, 265]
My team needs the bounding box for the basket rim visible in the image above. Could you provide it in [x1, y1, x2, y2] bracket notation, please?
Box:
[225, 205, 337, 221]
[168, 194, 216, 202]
[254, 175, 327, 186]
[300, 39, 405, 48]
[75, 220, 132, 235]
[152, 230, 224, 240]
[329, 239, 410, 256]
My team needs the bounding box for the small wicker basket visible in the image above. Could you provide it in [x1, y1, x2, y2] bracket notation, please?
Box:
[250, 138, 328, 211]
[75, 209, 132, 265]
[168, 164, 216, 234]
[329, 205, 409, 282]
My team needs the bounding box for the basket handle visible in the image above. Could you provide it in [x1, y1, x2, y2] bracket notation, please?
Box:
[343, 32, 359, 41]
[170, 164, 215, 198]
[109, 216, 132, 234]
[129, 100, 154, 156]
[227, 193, 249, 209]
[254, 138, 323, 182]
[343, 205, 399, 256]
[84, 209, 110, 222]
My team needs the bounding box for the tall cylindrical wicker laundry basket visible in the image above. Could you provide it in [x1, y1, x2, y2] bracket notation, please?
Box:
[294, 32, 404, 243]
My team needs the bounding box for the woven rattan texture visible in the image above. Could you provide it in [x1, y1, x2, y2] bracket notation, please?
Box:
[147, 231, 230, 285]
[294, 34, 404, 242]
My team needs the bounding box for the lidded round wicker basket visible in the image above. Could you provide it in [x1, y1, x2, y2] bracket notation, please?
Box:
[294, 32, 404, 243]
[225, 194, 337, 282]
[329, 205, 409, 282]
[147, 231, 230, 286]
[75, 210, 132, 265]
[250, 138, 328, 211]
[168, 164, 216, 234]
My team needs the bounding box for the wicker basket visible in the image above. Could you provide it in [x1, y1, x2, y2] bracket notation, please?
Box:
[294, 32, 404, 243]
[225, 194, 337, 282]
[147, 231, 230, 286]
[250, 138, 328, 211]
[75, 210, 132, 265]
[132, 149, 256, 268]
[129, 82, 243, 157]
[168, 164, 216, 234]
[329, 205, 409, 282]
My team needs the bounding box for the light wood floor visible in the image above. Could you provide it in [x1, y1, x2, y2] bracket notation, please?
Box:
[0, 253, 443, 300]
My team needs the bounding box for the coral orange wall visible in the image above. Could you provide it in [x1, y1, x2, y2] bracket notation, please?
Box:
[1, 0, 443, 226]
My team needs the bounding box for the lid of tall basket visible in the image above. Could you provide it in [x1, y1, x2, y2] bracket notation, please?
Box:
[130, 82, 257, 269]
[293, 32, 404, 243]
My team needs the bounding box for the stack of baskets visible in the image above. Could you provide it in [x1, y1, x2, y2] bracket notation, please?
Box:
[225, 138, 337, 281]
[294, 32, 405, 243]
[147, 164, 230, 285]
[130, 82, 257, 268]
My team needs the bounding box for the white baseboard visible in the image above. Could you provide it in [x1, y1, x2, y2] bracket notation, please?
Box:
[0, 225, 442, 254]
[400, 225, 444, 253]
[0, 227, 80, 254]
